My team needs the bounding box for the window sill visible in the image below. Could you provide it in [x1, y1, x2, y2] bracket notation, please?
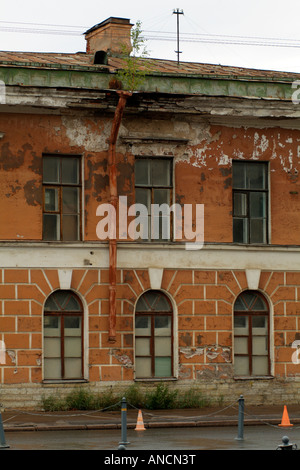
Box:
[233, 375, 274, 381]
[42, 379, 88, 384]
[134, 377, 177, 382]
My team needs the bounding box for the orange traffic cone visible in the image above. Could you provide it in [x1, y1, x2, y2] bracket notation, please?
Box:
[135, 409, 146, 431]
[279, 405, 293, 427]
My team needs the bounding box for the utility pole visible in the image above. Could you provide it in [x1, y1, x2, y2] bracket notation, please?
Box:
[173, 8, 184, 65]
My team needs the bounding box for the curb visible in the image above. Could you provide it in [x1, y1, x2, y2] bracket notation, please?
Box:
[5, 416, 298, 432]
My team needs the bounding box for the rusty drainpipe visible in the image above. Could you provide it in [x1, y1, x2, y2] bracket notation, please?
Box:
[108, 90, 132, 343]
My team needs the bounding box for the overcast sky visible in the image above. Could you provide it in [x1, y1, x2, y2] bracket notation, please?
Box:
[2, 0, 300, 73]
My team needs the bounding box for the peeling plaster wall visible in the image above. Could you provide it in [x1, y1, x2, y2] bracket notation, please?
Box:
[0, 113, 111, 240]
[1, 113, 300, 245]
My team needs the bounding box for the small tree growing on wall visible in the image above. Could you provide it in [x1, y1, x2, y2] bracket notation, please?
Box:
[116, 20, 150, 92]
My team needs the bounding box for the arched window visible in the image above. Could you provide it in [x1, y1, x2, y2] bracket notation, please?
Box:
[44, 290, 83, 380]
[135, 290, 173, 379]
[234, 290, 269, 376]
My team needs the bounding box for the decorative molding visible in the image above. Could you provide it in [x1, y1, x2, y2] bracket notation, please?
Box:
[246, 269, 261, 290]
[120, 135, 189, 145]
[149, 268, 164, 290]
[58, 269, 72, 289]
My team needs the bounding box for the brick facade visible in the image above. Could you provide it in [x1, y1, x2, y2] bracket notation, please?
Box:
[0, 265, 300, 408]
[2, 17, 300, 408]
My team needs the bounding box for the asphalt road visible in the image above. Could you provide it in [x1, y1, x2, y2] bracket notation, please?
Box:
[2, 424, 299, 451]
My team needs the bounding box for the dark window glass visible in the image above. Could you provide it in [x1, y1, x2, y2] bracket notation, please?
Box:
[135, 158, 173, 241]
[43, 156, 81, 241]
[232, 161, 268, 244]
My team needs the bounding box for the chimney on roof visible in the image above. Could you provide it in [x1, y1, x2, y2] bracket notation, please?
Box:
[84, 17, 133, 59]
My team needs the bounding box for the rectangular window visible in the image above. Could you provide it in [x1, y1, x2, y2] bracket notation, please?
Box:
[135, 158, 173, 241]
[135, 314, 173, 378]
[234, 314, 269, 376]
[232, 161, 268, 244]
[43, 155, 81, 241]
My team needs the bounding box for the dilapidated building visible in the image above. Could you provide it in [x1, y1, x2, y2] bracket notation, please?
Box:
[1, 16, 300, 408]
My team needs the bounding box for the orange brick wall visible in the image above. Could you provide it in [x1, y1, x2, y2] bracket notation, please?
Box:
[2, 114, 300, 245]
[1, 267, 300, 386]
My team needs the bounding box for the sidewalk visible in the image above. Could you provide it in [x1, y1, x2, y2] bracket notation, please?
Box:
[2, 403, 300, 432]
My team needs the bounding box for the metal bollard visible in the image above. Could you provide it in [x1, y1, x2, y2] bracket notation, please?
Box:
[276, 436, 297, 450]
[235, 395, 244, 441]
[118, 445, 126, 451]
[119, 397, 130, 446]
[0, 409, 9, 449]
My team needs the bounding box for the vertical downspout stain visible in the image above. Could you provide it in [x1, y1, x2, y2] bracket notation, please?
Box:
[108, 90, 132, 343]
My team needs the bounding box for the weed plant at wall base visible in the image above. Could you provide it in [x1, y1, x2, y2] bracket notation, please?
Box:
[41, 384, 211, 411]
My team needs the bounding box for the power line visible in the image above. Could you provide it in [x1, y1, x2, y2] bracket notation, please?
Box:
[146, 34, 300, 49]
[1, 21, 300, 50]
[0, 20, 86, 29]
